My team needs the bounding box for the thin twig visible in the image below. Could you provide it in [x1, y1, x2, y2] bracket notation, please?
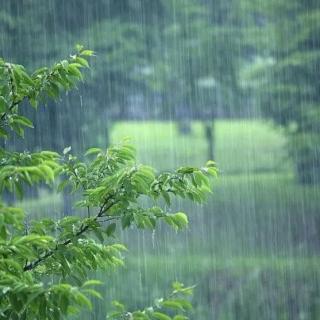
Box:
[23, 197, 117, 272]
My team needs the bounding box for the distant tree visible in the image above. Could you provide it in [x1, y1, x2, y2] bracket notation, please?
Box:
[248, 0, 320, 184]
[0, 48, 217, 319]
[0, 0, 248, 162]
[145, 0, 246, 160]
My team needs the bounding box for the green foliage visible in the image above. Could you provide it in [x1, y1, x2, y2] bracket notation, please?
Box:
[0, 45, 92, 139]
[107, 282, 194, 320]
[247, 0, 320, 184]
[143, 0, 244, 116]
[113, 255, 320, 319]
[0, 50, 216, 319]
[1, 0, 247, 125]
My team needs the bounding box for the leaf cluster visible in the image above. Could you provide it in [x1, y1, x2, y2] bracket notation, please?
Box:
[107, 282, 194, 320]
[0, 48, 217, 319]
[0, 45, 93, 139]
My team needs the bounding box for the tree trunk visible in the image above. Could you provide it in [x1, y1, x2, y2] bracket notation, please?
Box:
[204, 120, 215, 160]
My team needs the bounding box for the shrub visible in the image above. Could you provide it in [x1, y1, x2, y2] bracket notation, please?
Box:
[0, 47, 217, 319]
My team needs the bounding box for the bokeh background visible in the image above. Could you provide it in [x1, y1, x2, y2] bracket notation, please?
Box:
[1, 0, 320, 319]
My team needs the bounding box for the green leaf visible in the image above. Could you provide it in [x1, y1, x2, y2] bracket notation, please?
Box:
[82, 280, 102, 287]
[0, 127, 8, 138]
[171, 212, 188, 229]
[11, 122, 25, 137]
[85, 148, 102, 156]
[0, 225, 8, 239]
[194, 171, 209, 187]
[206, 167, 217, 177]
[121, 214, 133, 229]
[161, 191, 171, 206]
[47, 82, 60, 98]
[13, 115, 33, 128]
[68, 64, 83, 79]
[80, 50, 94, 56]
[75, 57, 89, 68]
[83, 288, 103, 300]
[39, 164, 55, 182]
[161, 300, 184, 311]
[153, 312, 172, 320]
[105, 223, 117, 237]
[206, 160, 216, 167]
[0, 96, 8, 113]
[173, 316, 188, 320]
[93, 228, 104, 243]
[111, 300, 125, 312]
[112, 243, 127, 251]
[74, 292, 92, 309]
[57, 179, 69, 192]
[61, 59, 69, 69]
[177, 167, 196, 174]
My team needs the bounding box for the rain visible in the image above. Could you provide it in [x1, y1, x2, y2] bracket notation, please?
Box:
[0, 0, 320, 319]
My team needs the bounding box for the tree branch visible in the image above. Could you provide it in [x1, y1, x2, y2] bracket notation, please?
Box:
[23, 198, 117, 272]
[0, 51, 84, 126]
[0, 63, 18, 123]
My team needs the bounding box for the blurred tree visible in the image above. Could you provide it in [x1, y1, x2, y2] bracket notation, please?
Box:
[0, 0, 249, 161]
[0, 0, 173, 152]
[144, 0, 246, 160]
[247, 0, 320, 184]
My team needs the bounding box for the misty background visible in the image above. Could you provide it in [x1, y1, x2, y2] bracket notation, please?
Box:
[1, 0, 320, 319]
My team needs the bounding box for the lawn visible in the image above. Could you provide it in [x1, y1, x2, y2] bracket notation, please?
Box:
[110, 120, 290, 173]
[109, 120, 319, 256]
[20, 119, 319, 256]
[18, 119, 320, 319]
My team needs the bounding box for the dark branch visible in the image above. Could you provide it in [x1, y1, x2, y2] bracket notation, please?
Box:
[23, 198, 117, 272]
[0, 63, 19, 123]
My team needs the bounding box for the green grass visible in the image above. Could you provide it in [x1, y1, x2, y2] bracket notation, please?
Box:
[95, 254, 320, 320]
[110, 120, 318, 256]
[111, 120, 290, 173]
[22, 119, 291, 215]
[104, 120, 320, 319]
[19, 119, 320, 257]
[17, 119, 320, 319]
